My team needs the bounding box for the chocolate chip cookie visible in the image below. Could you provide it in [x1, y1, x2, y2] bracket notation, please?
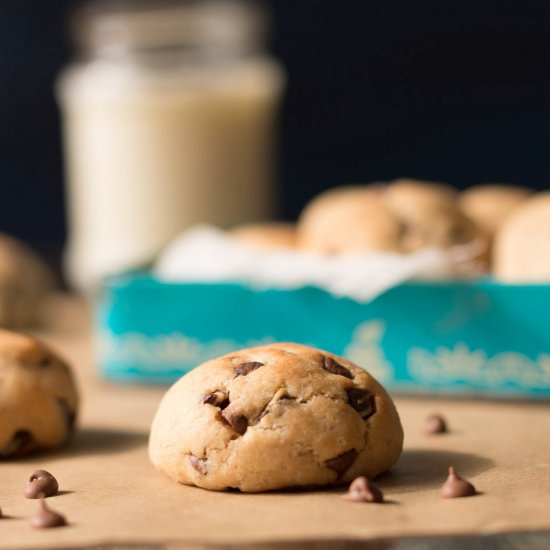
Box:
[297, 179, 482, 255]
[459, 184, 532, 237]
[493, 192, 550, 281]
[0, 234, 53, 328]
[0, 331, 78, 457]
[149, 343, 403, 492]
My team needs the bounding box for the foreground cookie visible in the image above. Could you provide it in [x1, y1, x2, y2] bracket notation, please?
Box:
[0, 331, 78, 457]
[149, 343, 403, 492]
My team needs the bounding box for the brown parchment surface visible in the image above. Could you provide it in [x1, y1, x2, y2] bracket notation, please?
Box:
[0, 295, 549, 549]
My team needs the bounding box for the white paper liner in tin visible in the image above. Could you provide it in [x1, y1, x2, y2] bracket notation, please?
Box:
[154, 225, 485, 303]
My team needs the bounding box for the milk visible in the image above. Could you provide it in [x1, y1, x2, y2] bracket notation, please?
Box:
[56, 1, 284, 291]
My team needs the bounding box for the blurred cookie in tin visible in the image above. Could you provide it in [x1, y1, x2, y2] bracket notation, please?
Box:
[459, 184, 533, 237]
[297, 179, 485, 257]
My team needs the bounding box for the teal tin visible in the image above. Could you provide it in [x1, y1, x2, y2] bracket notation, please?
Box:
[97, 272, 550, 397]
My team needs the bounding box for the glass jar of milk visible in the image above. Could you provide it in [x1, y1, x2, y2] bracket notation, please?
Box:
[57, 0, 284, 291]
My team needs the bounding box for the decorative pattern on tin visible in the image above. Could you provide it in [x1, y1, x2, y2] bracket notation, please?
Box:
[409, 343, 550, 389]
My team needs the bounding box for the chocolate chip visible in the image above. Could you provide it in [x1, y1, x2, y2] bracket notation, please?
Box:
[24, 470, 59, 499]
[202, 390, 229, 409]
[39, 356, 53, 367]
[221, 410, 248, 435]
[13, 429, 33, 449]
[1, 429, 34, 457]
[322, 357, 352, 379]
[347, 388, 375, 419]
[234, 362, 264, 376]
[325, 449, 358, 477]
[256, 389, 293, 422]
[57, 398, 76, 433]
[441, 466, 477, 498]
[422, 414, 448, 435]
[189, 455, 207, 475]
[30, 497, 67, 529]
[342, 476, 384, 503]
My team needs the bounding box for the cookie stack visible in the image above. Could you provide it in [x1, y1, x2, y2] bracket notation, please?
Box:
[233, 178, 545, 282]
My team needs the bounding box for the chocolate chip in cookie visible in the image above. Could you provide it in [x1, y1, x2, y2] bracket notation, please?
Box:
[325, 449, 358, 476]
[322, 356, 352, 379]
[221, 410, 248, 435]
[1, 429, 34, 457]
[347, 389, 375, 420]
[189, 455, 208, 475]
[202, 390, 229, 409]
[39, 356, 53, 367]
[441, 466, 477, 498]
[234, 362, 264, 376]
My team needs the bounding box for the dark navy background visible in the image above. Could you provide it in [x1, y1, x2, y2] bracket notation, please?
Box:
[1, 1, 550, 271]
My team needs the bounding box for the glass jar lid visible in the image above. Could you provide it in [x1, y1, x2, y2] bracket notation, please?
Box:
[71, 0, 267, 64]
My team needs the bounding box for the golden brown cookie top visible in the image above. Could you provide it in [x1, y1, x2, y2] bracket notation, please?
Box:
[0, 330, 68, 371]
[231, 222, 297, 250]
[493, 192, 550, 281]
[191, 342, 383, 427]
[459, 184, 533, 235]
[296, 184, 403, 254]
[386, 178, 458, 215]
[297, 180, 483, 254]
[150, 342, 403, 492]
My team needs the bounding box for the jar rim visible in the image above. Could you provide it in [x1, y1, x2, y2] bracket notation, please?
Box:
[70, 0, 267, 62]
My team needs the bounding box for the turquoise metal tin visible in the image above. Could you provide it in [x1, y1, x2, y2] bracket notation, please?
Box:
[97, 272, 550, 396]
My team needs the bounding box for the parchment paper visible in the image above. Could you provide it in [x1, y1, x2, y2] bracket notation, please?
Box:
[154, 225, 485, 302]
[1, 295, 549, 549]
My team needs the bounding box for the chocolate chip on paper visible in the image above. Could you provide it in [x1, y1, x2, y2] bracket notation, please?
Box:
[441, 466, 477, 498]
[342, 476, 384, 503]
[422, 413, 448, 435]
[24, 470, 59, 499]
[30, 497, 67, 529]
